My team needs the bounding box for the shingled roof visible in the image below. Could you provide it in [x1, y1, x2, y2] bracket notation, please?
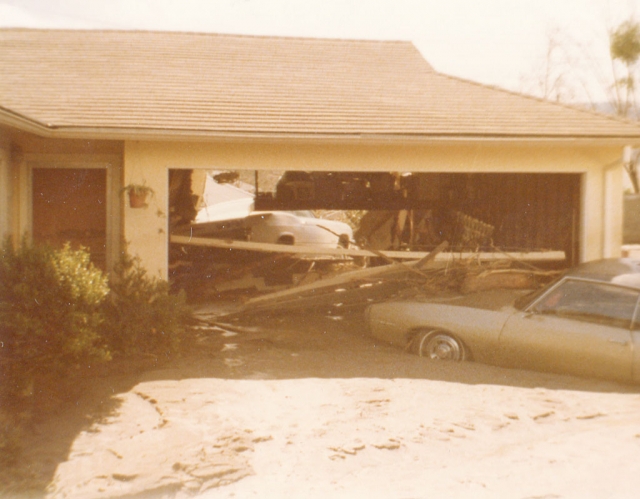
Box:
[2, 28, 640, 140]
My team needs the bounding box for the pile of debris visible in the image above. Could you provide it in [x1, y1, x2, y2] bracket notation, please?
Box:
[171, 252, 367, 302]
[221, 242, 560, 320]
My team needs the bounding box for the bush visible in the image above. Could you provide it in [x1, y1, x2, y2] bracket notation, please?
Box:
[0, 239, 193, 407]
[0, 240, 193, 489]
[0, 239, 111, 401]
[100, 252, 191, 359]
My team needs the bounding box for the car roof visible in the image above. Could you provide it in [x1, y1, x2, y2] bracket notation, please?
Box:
[565, 258, 640, 289]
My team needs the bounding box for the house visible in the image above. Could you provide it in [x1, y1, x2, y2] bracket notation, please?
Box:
[2, 28, 640, 279]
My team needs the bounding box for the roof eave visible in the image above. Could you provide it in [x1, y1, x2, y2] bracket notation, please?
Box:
[2, 111, 640, 145]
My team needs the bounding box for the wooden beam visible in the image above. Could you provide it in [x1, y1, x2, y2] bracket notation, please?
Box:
[170, 235, 565, 262]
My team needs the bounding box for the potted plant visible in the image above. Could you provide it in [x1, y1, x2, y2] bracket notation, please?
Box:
[122, 183, 155, 208]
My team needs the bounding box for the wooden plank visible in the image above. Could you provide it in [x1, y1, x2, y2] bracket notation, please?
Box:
[170, 235, 565, 261]
[226, 279, 416, 317]
[216, 239, 565, 318]
[240, 261, 412, 308]
[231, 251, 445, 314]
[227, 242, 447, 315]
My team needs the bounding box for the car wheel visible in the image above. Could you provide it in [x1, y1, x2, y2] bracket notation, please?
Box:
[411, 329, 467, 361]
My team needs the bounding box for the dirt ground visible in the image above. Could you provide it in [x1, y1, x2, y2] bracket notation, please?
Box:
[10, 303, 640, 499]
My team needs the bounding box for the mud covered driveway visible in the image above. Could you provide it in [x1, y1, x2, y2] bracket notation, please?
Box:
[26, 307, 640, 499]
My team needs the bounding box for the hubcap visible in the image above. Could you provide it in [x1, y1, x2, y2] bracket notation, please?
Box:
[425, 334, 462, 361]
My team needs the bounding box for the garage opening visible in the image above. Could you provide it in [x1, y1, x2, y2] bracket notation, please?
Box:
[169, 169, 580, 298]
[254, 171, 580, 259]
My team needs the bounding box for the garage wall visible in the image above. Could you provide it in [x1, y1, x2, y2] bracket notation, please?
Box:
[124, 139, 624, 279]
[0, 132, 625, 281]
[124, 139, 620, 172]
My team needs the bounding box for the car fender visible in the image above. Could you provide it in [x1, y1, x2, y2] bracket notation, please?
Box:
[367, 301, 513, 363]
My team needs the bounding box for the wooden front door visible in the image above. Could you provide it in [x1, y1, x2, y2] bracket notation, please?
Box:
[32, 168, 107, 269]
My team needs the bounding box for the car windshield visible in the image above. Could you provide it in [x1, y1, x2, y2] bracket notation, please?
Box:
[513, 276, 563, 310]
[528, 278, 640, 329]
[285, 210, 315, 218]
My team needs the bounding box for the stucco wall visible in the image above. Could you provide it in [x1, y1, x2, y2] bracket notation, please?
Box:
[0, 131, 626, 281]
[122, 142, 170, 279]
[124, 139, 625, 279]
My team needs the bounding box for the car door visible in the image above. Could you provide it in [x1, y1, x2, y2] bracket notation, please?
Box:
[497, 278, 637, 382]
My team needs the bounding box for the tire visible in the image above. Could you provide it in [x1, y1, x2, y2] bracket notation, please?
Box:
[410, 329, 467, 361]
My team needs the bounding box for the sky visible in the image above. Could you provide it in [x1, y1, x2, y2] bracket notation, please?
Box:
[1, 0, 639, 101]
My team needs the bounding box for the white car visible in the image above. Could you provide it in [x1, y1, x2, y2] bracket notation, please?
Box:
[242, 210, 353, 247]
[191, 196, 354, 248]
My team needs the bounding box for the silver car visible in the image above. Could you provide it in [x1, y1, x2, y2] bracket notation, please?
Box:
[366, 259, 640, 383]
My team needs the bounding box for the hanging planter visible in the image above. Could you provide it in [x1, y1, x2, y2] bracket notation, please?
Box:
[122, 184, 155, 208]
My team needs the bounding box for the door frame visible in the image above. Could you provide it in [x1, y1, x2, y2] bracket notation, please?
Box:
[23, 153, 122, 272]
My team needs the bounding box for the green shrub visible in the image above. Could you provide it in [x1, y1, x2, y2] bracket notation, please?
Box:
[0, 240, 193, 486]
[100, 252, 191, 359]
[0, 239, 111, 402]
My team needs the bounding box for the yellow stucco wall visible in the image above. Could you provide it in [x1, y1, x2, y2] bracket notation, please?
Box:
[0, 126, 629, 282]
[122, 142, 169, 279]
[124, 139, 625, 279]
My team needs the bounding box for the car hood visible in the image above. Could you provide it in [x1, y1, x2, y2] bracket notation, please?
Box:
[413, 288, 532, 312]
